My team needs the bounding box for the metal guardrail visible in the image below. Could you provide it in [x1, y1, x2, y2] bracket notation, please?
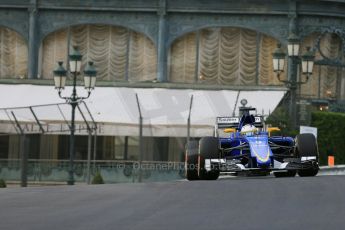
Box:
[0, 159, 185, 183]
[319, 165, 345, 175]
[1, 159, 343, 184]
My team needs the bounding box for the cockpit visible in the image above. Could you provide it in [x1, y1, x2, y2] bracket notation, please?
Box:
[240, 124, 257, 136]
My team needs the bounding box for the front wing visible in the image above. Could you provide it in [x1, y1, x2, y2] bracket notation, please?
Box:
[205, 157, 318, 173]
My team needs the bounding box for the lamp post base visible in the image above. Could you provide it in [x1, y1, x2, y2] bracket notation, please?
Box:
[67, 170, 75, 185]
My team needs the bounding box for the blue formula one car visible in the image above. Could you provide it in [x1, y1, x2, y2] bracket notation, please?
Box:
[185, 107, 319, 180]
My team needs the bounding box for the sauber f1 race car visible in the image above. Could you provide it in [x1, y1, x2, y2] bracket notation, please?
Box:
[185, 107, 319, 180]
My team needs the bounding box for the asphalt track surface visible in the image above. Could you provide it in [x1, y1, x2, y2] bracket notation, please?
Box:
[1, 175, 345, 230]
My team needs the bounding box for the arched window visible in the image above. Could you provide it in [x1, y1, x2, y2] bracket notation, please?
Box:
[169, 27, 285, 86]
[0, 27, 28, 79]
[41, 24, 157, 82]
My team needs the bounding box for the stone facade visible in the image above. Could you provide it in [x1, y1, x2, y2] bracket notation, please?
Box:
[0, 0, 344, 85]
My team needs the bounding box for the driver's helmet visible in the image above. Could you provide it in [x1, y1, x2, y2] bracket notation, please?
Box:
[241, 124, 256, 136]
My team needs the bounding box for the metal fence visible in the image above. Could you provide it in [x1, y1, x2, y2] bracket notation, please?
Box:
[0, 95, 193, 185]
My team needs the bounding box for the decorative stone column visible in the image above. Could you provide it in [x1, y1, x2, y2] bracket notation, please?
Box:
[157, 0, 167, 82]
[28, 0, 39, 79]
[341, 70, 345, 100]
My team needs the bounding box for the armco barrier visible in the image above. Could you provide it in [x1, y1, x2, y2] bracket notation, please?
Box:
[0, 159, 185, 183]
[319, 165, 345, 175]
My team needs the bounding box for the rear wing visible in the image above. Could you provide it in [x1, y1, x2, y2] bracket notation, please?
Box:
[216, 116, 264, 129]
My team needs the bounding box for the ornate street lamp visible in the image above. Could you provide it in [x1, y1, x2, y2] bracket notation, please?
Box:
[273, 27, 345, 127]
[53, 46, 97, 185]
[272, 43, 315, 85]
[272, 44, 315, 85]
[53, 61, 67, 91]
[301, 47, 315, 80]
[272, 39, 315, 128]
[287, 33, 300, 57]
[272, 43, 286, 81]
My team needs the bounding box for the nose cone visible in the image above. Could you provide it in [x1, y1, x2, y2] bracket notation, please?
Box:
[246, 136, 272, 166]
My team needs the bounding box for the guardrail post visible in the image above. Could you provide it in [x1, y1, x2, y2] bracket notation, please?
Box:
[20, 134, 28, 187]
[136, 94, 143, 183]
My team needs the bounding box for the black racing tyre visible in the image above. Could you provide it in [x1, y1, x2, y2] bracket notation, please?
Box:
[295, 133, 318, 158]
[273, 170, 296, 178]
[185, 140, 199, 181]
[198, 137, 220, 180]
[295, 133, 319, 177]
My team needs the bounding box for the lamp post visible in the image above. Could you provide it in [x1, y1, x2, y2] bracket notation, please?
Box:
[272, 38, 315, 128]
[239, 98, 248, 116]
[53, 46, 97, 185]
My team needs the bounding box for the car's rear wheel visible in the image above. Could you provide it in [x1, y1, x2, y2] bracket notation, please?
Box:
[273, 170, 296, 178]
[295, 133, 319, 177]
[185, 140, 199, 181]
[198, 137, 220, 180]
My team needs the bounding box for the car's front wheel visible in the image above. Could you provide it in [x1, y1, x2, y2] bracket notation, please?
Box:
[198, 137, 220, 180]
[295, 133, 319, 177]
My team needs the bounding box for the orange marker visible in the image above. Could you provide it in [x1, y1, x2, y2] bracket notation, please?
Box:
[328, 156, 335, 167]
